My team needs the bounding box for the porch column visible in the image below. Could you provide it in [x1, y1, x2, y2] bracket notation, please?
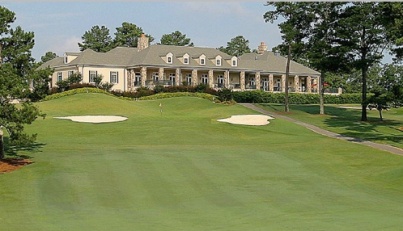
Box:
[269, 74, 274, 92]
[294, 75, 299, 92]
[175, 68, 181, 86]
[307, 76, 312, 93]
[140, 67, 147, 87]
[240, 71, 245, 91]
[255, 72, 261, 90]
[158, 68, 164, 81]
[192, 69, 198, 86]
[281, 74, 286, 92]
[208, 69, 214, 88]
[126, 70, 132, 91]
[224, 70, 230, 88]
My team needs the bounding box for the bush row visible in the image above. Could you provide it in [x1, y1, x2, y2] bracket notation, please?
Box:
[232, 91, 365, 104]
[139, 92, 216, 102]
[43, 88, 113, 101]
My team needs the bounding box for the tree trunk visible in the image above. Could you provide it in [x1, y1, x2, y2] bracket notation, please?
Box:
[319, 72, 325, 115]
[284, 43, 291, 112]
[378, 109, 383, 121]
[361, 62, 368, 121]
[0, 129, 4, 160]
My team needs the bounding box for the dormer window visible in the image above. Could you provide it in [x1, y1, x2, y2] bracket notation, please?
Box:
[64, 55, 68, 64]
[216, 56, 222, 66]
[231, 56, 238, 67]
[183, 53, 190, 64]
[166, 52, 173, 64]
[200, 54, 206, 65]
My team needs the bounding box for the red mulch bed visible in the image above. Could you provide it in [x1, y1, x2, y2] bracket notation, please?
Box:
[0, 158, 33, 173]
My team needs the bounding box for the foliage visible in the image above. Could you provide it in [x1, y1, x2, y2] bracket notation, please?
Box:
[380, 2, 403, 61]
[160, 31, 193, 46]
[42, 88, 114, 101]
[218, 35, 251, 57]
[232, 90, 363, 104]
[0, 6, 42, 158]
[28, 67, 54, 101]
[40, 51, 57, 63]
[78, 25, 113, 52]
[139, 92, 215, 101]
[113, 22, 144, 48]
[217, 88, 232, 102]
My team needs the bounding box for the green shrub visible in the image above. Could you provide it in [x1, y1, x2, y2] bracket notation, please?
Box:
[232, 91, 364, 104]
[139, 92, 215, 101]
[42, 88, 114, 101]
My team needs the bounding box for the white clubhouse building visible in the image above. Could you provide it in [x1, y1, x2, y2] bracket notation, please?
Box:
[40, 35, 321, 94]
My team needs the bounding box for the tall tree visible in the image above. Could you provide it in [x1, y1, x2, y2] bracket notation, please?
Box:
[40, 51, 57, 63]
[78, 25, 113, 52]
[160, 31, 193, 46]
[0, 6, 44, 159]
[218, 35, 251, 57]
[336, 2, 389, 121]
[114, 22, 145, 48]
[264, 3, 312, 112]
[380, 3, 403, 61]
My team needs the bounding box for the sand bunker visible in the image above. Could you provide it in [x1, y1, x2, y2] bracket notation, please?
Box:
[54, 115, 127, 124]
[218, 115, 274, 126]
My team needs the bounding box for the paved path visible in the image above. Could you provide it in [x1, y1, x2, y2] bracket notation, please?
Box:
[240, 103, 403, 156]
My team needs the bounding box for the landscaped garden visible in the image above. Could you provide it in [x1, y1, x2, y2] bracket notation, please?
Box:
[1, 93, 402, 230]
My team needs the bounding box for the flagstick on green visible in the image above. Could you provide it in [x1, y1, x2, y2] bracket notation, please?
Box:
[159, 102, 162, 116]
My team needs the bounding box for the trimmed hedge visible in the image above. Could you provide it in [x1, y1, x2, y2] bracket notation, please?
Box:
[232, 91, 365, 104]
[139, 92, 216, 101]
[42, 88, 114, 101]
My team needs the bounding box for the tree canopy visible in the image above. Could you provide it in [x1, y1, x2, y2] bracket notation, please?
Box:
[218, 35, 251, 57]
[0, 6, 45, 159]
[160, 31, 193, 46]
[40, 51, 57, 63]
[78, 25, 113, 52]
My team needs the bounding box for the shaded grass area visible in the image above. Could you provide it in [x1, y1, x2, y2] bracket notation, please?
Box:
[260, 103, 403, 149]
[0, 94, 402, 230]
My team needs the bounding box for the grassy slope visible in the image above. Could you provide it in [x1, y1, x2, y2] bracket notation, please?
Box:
[259, 104, 403, 149]
[0, 93, 402, 231]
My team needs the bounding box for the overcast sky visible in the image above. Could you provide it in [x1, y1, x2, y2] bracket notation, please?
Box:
[2, 1, 283, 61]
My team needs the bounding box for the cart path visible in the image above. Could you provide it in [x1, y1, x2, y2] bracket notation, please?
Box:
[240, 103, 403, 156]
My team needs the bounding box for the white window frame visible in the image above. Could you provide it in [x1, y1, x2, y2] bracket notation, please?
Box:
[200, 54, 206, 65]
[68, 71, 74, 77]
[169, 73, 175, 85]
[57, 72, 63, 82]
[166, 53, 173, 64]
[152, 72, 159, 82]
[216, 56, 222, 66]
[89, 71, 97, 83]
[231, 57, 237, 67]
[134, 72, 141, 86]
[183, 54, 190, 64]
[110, 71, 119, 84]
[186, 73, 192, 85]
[201, 74, 208, 85]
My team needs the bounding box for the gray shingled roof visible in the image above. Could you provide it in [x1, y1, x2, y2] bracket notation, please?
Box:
[239, 51, 320, 76]
[38, 57, 65, 69]
[38, 44, 320, 76]
[130, 45, 234, 69]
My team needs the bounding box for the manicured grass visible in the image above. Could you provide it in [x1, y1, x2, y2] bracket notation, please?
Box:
[259, 103, 403, 149]
[0, 93, 402, 230]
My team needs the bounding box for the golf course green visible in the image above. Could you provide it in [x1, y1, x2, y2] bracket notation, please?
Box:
[1, 93, 402, 230]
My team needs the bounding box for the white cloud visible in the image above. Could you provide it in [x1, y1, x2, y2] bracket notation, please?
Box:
[50, 36, 81, 56]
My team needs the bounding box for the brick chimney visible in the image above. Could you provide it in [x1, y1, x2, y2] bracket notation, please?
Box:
[137, 34, 149, 51]
[257, 42, 267, 54]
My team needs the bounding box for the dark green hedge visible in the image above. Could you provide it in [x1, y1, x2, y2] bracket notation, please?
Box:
[232, 91, 365, 104]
